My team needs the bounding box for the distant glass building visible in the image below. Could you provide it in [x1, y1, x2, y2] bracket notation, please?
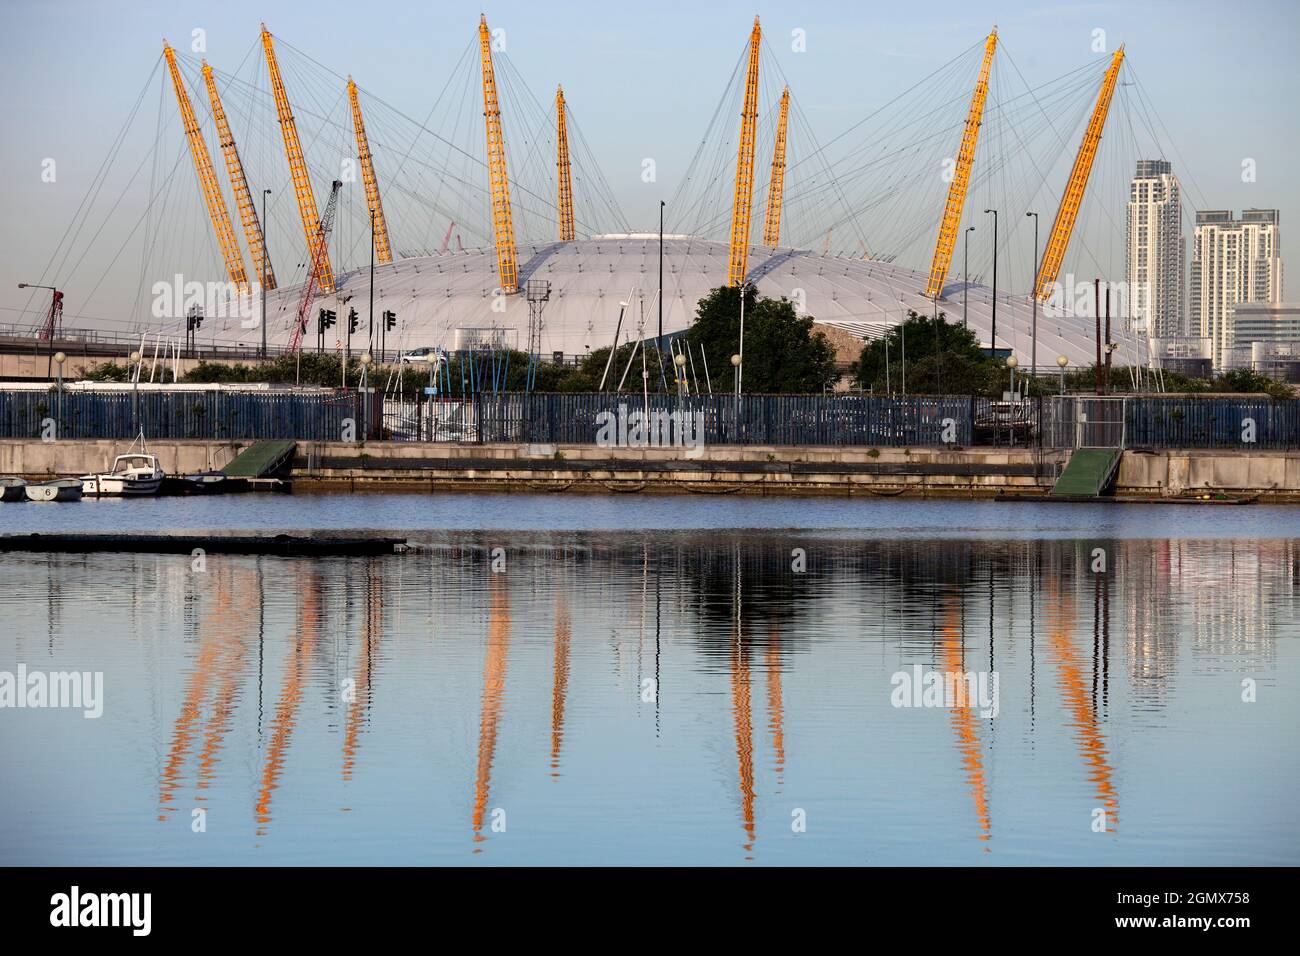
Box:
[1229, 301, 1300, 381]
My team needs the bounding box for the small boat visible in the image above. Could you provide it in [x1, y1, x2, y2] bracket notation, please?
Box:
[0, 477, 27, 502]
[182, 471, 228, 494]
[81, 453, 166, 497]
[24, 479, 84, 502]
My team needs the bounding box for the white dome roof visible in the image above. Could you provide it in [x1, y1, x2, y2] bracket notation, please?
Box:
[214, 237, 1144, 369]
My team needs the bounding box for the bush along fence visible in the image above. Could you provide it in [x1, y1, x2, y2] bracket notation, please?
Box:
[1, 389, 1298, 450]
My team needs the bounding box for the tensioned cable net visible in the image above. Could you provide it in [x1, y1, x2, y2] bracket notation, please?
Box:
[17, 19, 1194, 369]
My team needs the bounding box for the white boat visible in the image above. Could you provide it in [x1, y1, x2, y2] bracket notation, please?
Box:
[24, 479, 84, 502]
[80, 454, 165, 497]
[0, 477, 26, 502]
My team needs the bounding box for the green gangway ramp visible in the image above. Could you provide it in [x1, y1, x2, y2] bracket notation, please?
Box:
[222, 440, 297, 478]
[1050, 448, 1122, 497]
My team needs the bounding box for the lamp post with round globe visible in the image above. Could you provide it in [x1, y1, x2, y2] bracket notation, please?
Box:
[53, 351, 66, 430]
[359, 353, 372, 441]
[128, 351, 142, 435]
[1057, 354, 1069, 396]
[674, 351, 687, 398]
[730, 353, 741, 439]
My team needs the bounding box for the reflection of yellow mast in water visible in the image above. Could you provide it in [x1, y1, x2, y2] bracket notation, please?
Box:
[472, 575, 511, 847]
[195, 568, 257, 795]
[158, 571, 236, 819]
[731, 628, 756, 854]
[255, 569, 321, 833]
[1046, 586, 1119, 829]
[940, 600, 991, 845]
[765, 623, 785, 786]
[549, 593, 571, 777]
[342, 561, 384, 781]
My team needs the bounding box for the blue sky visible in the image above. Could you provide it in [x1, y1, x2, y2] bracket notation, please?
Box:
[1, 0, 1296, 328]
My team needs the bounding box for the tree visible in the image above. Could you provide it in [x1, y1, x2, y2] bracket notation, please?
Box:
[686, 284, 837, 393]
[855, 311, 1002, 395]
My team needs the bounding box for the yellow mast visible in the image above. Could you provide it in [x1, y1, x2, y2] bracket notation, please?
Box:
[726, 16, 762, 287]
[923, 28, 997, 300]
[762, 86, 790, 246]
[163, 42, 249, 295]
[202, 61, 276, 291]
[478, 14, 519, 294]
[1034, 46, 1125, 300]
[261, 23, 333, 294]
[347, 76, 392, 265]
[555, 86, 575, 242]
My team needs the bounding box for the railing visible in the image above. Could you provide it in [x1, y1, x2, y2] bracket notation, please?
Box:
[0, 389, 382, 441]
[1, 388, 1297, 450]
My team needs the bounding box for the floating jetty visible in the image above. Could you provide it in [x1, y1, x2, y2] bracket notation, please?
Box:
[0, 533, 406, 556]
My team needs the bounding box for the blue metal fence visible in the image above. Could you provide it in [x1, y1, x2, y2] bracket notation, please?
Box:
[2, 388, 1296, 449]
[1124, 397, 1300, 450]
[0, 389, 377, 441]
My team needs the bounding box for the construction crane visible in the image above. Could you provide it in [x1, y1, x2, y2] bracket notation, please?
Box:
[1035, 46, 1126, 300]
[440, 220, 456, 255]
[726, 16, 762, 287]
[202, 60, 275, 291]
[348, 76, 392, 265]
[262, 23, 334, 294]
[762, 86, 790, 247]
[38, 289, 63, 341]
[163, 41, 249, 295]
[289, 179, 342, 352]
[478, 14, 518, 294]
[923, 28, 997, 300]
[555, 86, 575, 242]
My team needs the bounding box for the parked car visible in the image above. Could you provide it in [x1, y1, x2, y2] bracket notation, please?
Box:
[399, 347, 444, 364]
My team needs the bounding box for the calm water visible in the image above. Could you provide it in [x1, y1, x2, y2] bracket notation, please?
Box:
[1, 497, 1298, 865]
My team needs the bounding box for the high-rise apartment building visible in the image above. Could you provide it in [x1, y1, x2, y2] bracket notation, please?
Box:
[1126, 159, 1185, 338]
[1191, 208, 1283, 369]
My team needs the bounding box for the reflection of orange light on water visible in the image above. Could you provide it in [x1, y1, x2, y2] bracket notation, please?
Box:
[550, 593, 571, 776]
[731, 632, 756, 855]
[158, 573, 236, 819]
[195, 568, 257, 797]
[254, 572, 320, 832]
[472, 576, 511, 848]
[342, 563, 384, 782]
[1046, 586, 1120, 830]
[765, 624, 785, 785]
[940, 602, 992, 846]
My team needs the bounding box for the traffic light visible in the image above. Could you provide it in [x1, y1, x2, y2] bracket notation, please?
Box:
[318, 308, 336, 332]
[383, 310, 397, 331]
[348, 308, 359, 334]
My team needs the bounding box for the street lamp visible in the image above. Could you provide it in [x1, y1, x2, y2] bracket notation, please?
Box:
[1006, 354, 1018, 397]
[54, 351, 66, 430]
[984, 208, 998, 355]
[1026, 211, 1039, 387]
[1056, 354, 1068, 396]
[359, 352, 373, 441]
[128, 351, 142, 435]
[730, 353, 741, 439]
[963, 225, 975, 330]
[737, 283, 747, 396]
[674, 351, 687, 398]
